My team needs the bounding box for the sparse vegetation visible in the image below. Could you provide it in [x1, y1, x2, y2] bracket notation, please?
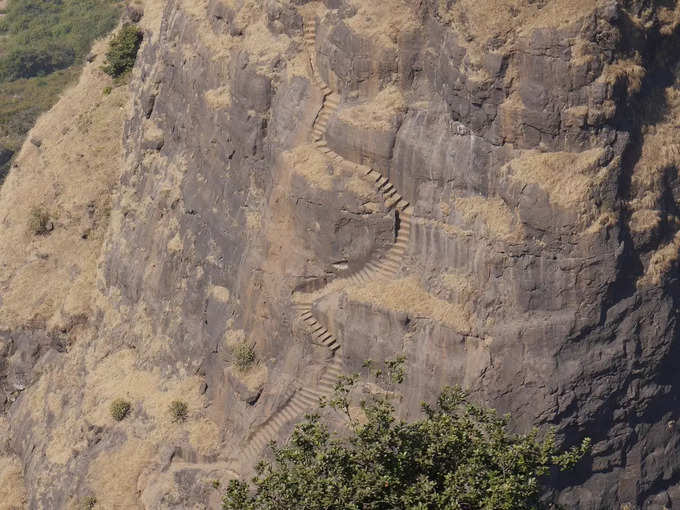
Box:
[102, 24, 143, 78]
[233, 341, 257, 371]
[109, 398, 131, 421]
[0, 0, 121, 182]
[169, 399, 188, 422]
[211, 479, 221, 490]
[224, 358, 590, 510]
[28, 206, 51, 235]
[102, 85, 112, 95]
[77, 495, 97, 510]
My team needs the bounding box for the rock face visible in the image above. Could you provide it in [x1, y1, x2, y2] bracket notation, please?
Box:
[2, 0, 680, 508]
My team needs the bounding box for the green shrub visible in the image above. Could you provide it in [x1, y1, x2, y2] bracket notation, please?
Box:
[223, 358, 591, 510]
[102, 24, 143, 78]
[77, 496, 97, 510]
[169, 400, 188, 422]
[211, 479, 221, 490]
[109, 398, 131, 421]
[102, 86, 112, 95]
[233, 342, 256, 371]
[28, 206, 51, 235]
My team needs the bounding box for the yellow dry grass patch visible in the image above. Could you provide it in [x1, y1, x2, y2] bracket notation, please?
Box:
[344, 0, 418, 48]
[0, 456, 27, 510]
[285, 144, 334, 190]
[503, 148, 608, 210]
[87, 438, 152, 510]
[205, 85, 232, 109]
[640, 231, 680, 287]
[347, 276, 471, 332]
[600, 58, 646, 95]
[453, 195, 522, 242]
[0, 37, 126, 331]
[337, 86, 406, 131]
[437, 0, 596, 41]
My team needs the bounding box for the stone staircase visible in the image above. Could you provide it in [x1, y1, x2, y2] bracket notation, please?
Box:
[238, 13, 414, 470]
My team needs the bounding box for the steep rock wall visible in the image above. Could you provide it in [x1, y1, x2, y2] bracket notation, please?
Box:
[2, 0, 680, 508]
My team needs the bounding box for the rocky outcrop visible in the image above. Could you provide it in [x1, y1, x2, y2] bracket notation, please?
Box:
[3, 0, 680, 508]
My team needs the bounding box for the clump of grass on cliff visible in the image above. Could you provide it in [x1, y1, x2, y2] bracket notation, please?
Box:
[169, 400, 188, 423]
[28, 206, 51, 235]
[110, 398, 131, 421]
[102, 23, 143, 78]
[233, 341, 257, 372]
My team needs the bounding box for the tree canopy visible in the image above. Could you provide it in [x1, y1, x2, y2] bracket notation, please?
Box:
[224, 359, 590, 510]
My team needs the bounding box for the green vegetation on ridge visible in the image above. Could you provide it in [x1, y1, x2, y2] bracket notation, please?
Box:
[0, 0, 122, 181]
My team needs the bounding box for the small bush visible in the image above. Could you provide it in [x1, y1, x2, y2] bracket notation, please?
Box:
[233, 342, 256, 372]
[78, 495, 97, 510]
[169, 400, 188, 422]
[211, 479, 221, 490]
[109, 398, 131, 421]
[102, 24, 143, 78]
[102, 86, 112, 95]
[28, 206, 51, 235]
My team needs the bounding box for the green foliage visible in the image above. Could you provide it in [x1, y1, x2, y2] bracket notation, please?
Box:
[102, 85, 112, 95]
[28, 206, 51, 235]
[233, 341, 257, 372]
[102, 23, 143, 77]
[169, 400, 188, 423]
[109, 398, 131, 421]
[0, 0, 121, 81]
[211, 479, 221, 490]
[0, 0, 120, 183]
[224, 358, 590, 510]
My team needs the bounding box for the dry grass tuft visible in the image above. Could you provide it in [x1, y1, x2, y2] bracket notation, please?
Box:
[504, 148, 608, 210]
[346, 276, 471, 332]
[453, 195, 522, 242]
[337, 86, 406, 131]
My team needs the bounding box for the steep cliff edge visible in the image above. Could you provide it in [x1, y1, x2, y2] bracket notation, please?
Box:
[2, 0, 680, 508]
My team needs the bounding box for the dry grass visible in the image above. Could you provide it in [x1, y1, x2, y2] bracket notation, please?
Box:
[437, 0, 597, 41]
[0, 455, 27, 510]
[503, 148, 608, 210]
[205, 85, 232, 109]
[600, 57, 646, 96]
[0, 35, 127, 331]
[640, 231, 680, 287]
[344, 0, 418, 49]
[284, 144, 334, 190]
[337, 86, 406, 131]
[346, 276, 471, 332]
[453, 195, 522, 242]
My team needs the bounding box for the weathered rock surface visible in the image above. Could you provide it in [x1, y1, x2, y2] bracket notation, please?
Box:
[2, 0, 680, 508]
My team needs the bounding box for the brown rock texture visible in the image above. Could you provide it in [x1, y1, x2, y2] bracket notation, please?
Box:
[2, 0, 680, 508]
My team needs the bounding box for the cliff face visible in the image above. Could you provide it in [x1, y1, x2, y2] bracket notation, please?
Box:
[2, 0, 680, 508]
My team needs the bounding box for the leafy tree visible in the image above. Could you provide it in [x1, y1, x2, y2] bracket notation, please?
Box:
[224, 358, 590, 510]
[101, 23, 143, 78]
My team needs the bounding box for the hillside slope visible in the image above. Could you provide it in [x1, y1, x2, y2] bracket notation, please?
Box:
[2, 0, 680, 508]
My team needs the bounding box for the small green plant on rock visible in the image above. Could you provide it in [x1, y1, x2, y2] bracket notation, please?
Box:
[169, 399, 188, 422]
[102, 86, 112, 95]
[78, 495, 97, 510]
[109, 398, 131, 421]
[102, 24, 143, 78]
[28, 206, 51, 235]
[233, 341, 256, 372]
[211, 479, 221, 490]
